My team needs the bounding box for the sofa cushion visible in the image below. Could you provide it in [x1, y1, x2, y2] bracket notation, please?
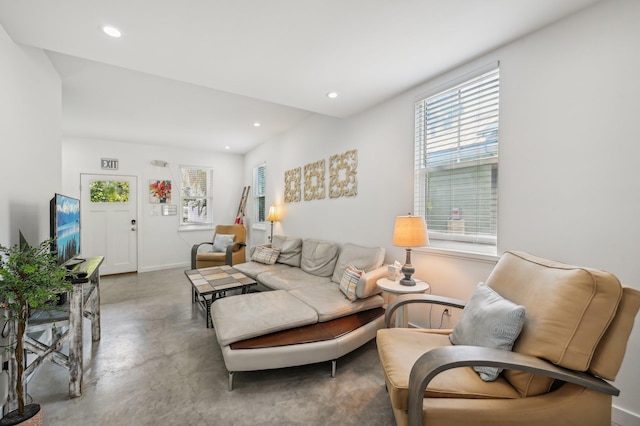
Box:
[331, 243, 385, 284]
[290, 283, 384, 322]
[300, 239, 339, 277]
[486, 251, 622, 396]
[339, 265, 362, 302]
[377, 328, 521, 412]
[272, 235, 303, 267]
[251, 245, 281, 265]
[211, 290, 318, 346]
[449, 283, 526, 381]
[257, 267, 332, 291]
[212, 234, 235, 252]
[233, 260, 290, 281]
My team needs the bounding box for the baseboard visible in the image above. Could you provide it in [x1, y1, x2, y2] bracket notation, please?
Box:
[613, 405, 640, 426]
[138, 262, 189, 273]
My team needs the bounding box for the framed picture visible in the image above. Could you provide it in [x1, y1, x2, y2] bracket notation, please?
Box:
[149, 179, 171, 203]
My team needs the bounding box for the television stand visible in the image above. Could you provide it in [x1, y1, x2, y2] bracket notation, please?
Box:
[21, 256, 104, 398]
[65, 257, 86, 269]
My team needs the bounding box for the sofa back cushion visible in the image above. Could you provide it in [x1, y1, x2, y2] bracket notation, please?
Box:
[331, 243, 385, 284]
[486, 251, 622, 396]
[300, 239, 339, 277]
[272, 235, 303, 266]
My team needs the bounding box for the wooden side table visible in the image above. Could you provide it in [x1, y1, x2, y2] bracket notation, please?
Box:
[376, 278, 430, 327]
[20, 256, 103, 399]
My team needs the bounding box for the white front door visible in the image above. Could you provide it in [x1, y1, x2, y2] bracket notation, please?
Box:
[80, 174, 138, 275]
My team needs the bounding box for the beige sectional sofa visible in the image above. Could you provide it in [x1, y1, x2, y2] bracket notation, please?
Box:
[210, 235, 388, 390]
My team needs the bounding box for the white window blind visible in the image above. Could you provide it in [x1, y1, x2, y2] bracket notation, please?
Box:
[180, 166, 213, 226]
[254, 163, 266, 223]
[414, 66, 499, 248]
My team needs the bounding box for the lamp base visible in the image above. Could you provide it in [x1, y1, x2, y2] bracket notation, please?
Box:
[400, 251, 416, 286]
[399, 277, 416, 286]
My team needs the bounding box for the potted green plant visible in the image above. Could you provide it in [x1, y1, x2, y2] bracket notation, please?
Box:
[0, 238, 72, 425]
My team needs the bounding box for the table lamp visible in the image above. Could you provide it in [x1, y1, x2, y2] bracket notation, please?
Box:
[392, 214, 428, 286]
[266, 204, 279, 242]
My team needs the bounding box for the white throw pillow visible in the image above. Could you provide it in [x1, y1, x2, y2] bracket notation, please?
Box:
[251, 245, 281, 265]
[449, 282, 526, 381]
[211, 234, 235, 252]
[339, 265, 363, 302]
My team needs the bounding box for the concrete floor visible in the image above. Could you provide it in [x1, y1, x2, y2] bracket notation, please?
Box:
[26, 268, 395, 425]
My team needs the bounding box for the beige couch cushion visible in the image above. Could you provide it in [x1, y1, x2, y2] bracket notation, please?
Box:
[300, 239, 339, 277]
[233, 260, 290, 280]
[272, 235, 303, 267]
[377, 328, 521, 411]
[331, 243, 385, 284]
[211, 290, 318, 346]
[486, 251, 622, 396]
[257, 267, 332, 291]
[290, 283, 384, 322]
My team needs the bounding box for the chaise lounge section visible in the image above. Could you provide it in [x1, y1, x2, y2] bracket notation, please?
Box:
[210, 235, 388, 389]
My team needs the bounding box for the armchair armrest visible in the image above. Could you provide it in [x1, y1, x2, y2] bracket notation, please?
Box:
[225, 242, 246, 266]
[357, 266, 389, 299]
[385, 294, 466, 328]
[407, 345, 620, 426]
[191, 242, 213, 269]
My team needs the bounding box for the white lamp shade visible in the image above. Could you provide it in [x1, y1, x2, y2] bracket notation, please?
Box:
[393, 215, 428, 247]
[266, 205, 279, 222]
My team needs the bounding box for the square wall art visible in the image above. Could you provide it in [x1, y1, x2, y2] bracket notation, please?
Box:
[284, 167, 301, 203]
[149, 179, 172, 203]
[329, 149, 358, 198]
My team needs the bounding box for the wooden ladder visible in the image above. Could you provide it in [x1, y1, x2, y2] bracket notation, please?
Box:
[235, 186, 250, 224]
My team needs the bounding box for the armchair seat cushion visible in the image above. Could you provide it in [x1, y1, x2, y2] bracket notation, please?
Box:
[377, 328, 521, 411]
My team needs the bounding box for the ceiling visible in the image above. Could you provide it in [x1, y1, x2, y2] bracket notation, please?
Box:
[0, 0, 601, 153]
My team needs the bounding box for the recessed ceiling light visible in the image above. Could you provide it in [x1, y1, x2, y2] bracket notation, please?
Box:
[326, 92, 339, 99]
[102, 26, 122, 38]
[225, 146, 230, 150]
[253, 122, 261, 127]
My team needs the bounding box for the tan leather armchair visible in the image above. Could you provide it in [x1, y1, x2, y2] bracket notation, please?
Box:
[377, 251, 640, 426]
[190, 224, 247, 269]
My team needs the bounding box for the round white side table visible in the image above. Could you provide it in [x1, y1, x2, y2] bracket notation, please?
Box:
[376, 278, 430, 328]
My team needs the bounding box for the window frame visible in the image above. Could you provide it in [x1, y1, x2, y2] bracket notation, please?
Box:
[414, 64, 499, 254]
[253, 163, 266, 226]
[179, 165, 214, 228]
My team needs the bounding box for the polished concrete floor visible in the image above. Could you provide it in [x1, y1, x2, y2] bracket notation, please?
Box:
[27, 268, 396, 425]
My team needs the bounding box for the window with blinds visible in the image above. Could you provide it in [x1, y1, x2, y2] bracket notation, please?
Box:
[180, 166, 213, 226]
[254, 163, 266, 223]
[414, 66, 499, 249]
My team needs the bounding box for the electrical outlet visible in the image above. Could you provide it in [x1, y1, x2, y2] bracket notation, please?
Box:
[443, 308, 451, 316]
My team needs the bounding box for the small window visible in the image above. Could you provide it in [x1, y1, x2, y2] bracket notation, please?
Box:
[414, 65, 499, 252]
[180, 166, 213, 226]
[254, 163, 266, 223]
[89, 180, 130, 202]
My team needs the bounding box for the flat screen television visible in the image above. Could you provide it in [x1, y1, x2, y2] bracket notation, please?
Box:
[50, 193, 83, 267]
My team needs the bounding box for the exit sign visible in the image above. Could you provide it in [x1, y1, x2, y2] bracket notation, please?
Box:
[101, 158, 119, 170]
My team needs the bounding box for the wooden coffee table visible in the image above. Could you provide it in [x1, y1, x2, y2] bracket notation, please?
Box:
[185, 265, 257, 328]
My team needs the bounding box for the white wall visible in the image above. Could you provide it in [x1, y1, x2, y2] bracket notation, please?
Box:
[0, 23, 62, 410]
[244, 0, 640, 423]
[0, 26, 61, 247]
[61, 138, 244, 272]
